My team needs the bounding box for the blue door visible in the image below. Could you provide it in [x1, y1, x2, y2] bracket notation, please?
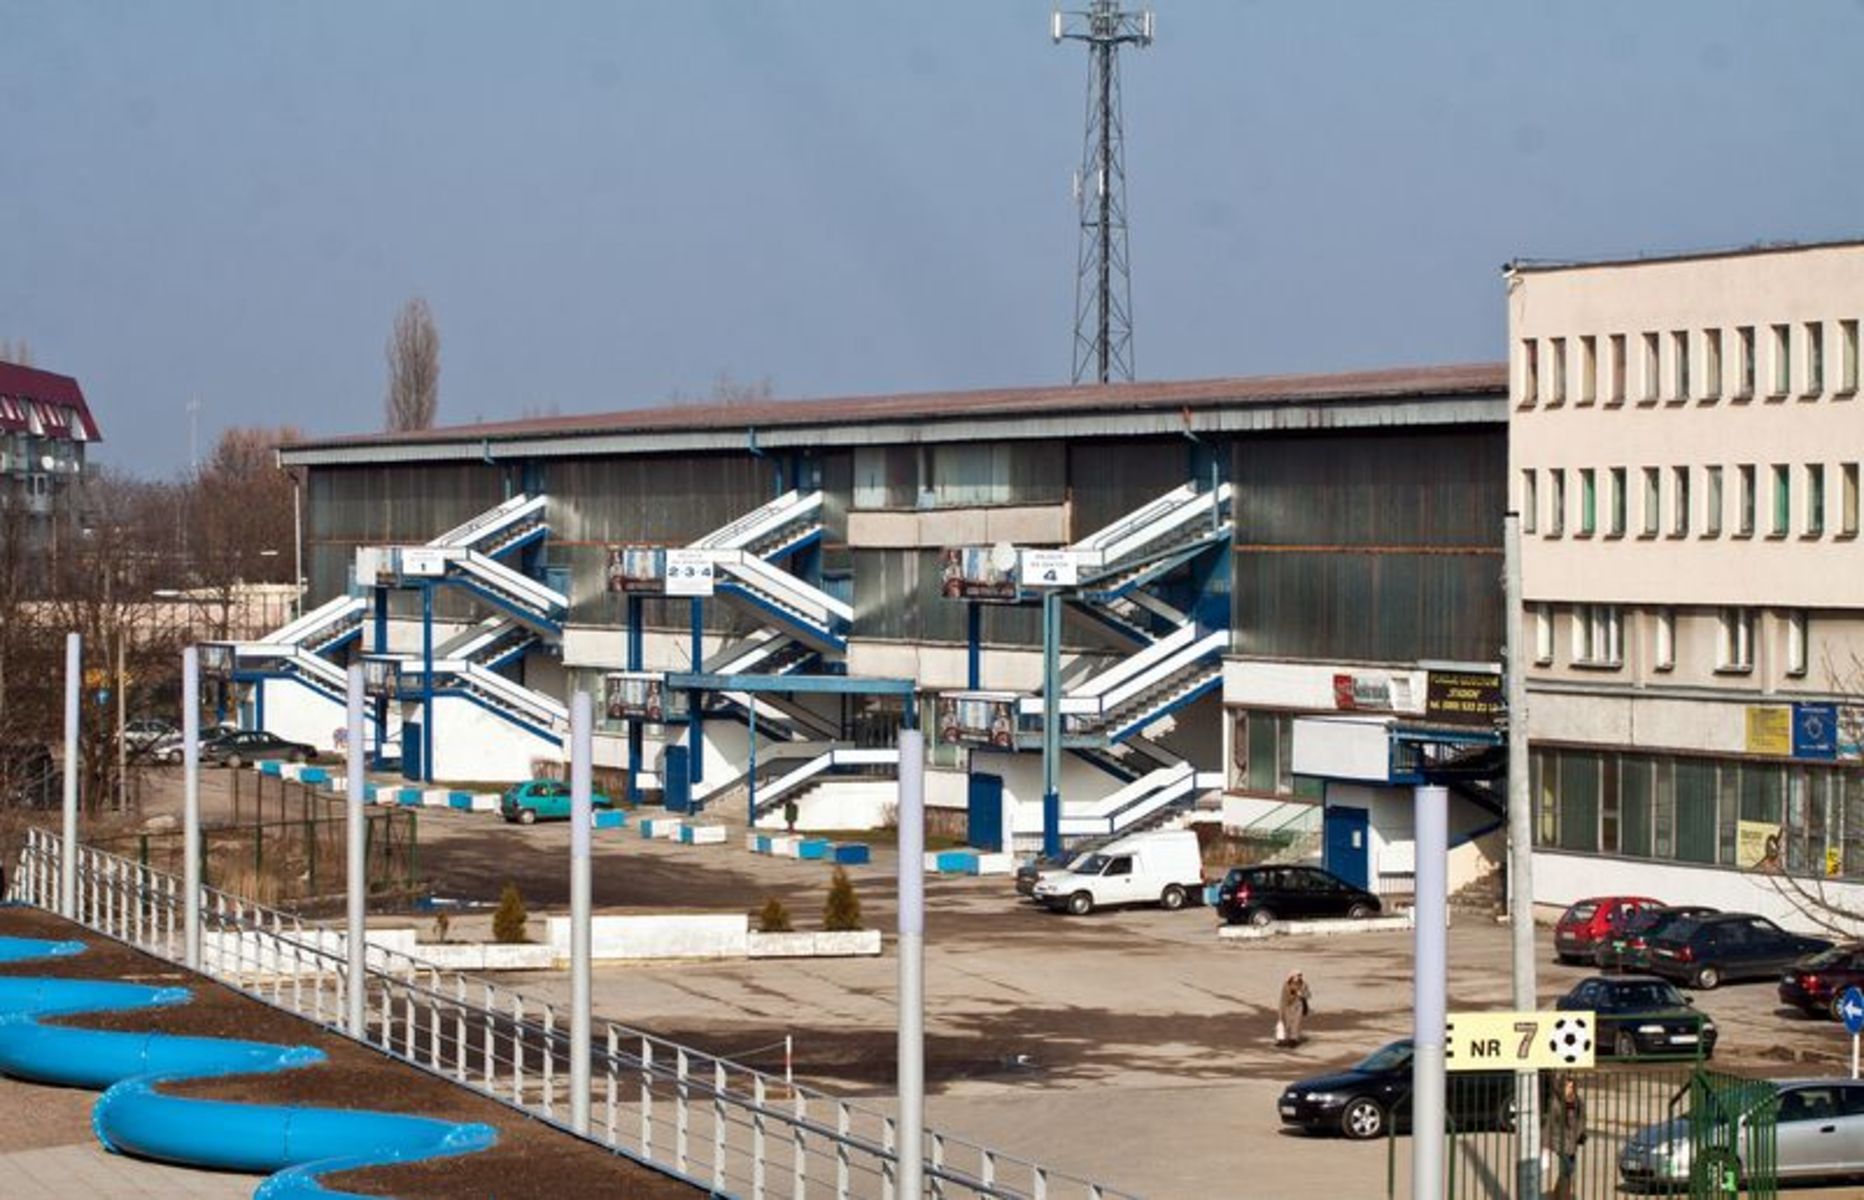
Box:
[401, 721, 423, 782]
[1324, 804, 1370, 891]
[662, 746, 691, 813]
[967, 773, 1004, 851]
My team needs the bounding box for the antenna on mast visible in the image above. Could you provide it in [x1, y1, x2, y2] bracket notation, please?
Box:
[1054, 1, 1153, 385]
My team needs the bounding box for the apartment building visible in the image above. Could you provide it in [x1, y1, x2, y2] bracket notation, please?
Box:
[1507, 241, 1864, 921]
[0, 361, 101, 586]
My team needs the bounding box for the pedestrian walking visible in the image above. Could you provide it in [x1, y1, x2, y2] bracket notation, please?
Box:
[1275, 971, 1311, 1047]
[1542, 1073, 1586, 1200]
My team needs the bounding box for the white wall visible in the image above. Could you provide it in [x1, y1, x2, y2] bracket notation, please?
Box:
[970, 747, 1127, 847]
[1533, 849, 1864, 938]
[254, 676, 347, 752]
[424, 694, 563, 782]
[752, 779, 896, 831]
[1329, 783, 1503, 895]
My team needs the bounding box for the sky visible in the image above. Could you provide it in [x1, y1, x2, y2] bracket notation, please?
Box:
[5, 0, 1863, 475]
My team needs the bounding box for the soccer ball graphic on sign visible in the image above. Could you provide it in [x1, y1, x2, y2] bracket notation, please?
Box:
[1547, 1016, 1592, 1065]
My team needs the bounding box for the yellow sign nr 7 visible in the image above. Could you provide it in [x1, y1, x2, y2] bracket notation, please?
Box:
[1445, 1010, 1595, 1073]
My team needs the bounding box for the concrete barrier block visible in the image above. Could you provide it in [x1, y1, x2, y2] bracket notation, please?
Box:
[935, 850, 980, 874]
[797, 838, 831, 861]
[298, 767, 329, 785]
[687, 824, 727, 845]
[447, 792, 474, 810]
[260, 761, 283, 777]
[640, 818, 683, 840]
[592, 809, 627, 829]
[422, 790, 454, 808]
[397, 788, 424, 806]
[548, 913, 749, 962]
[831, 843, 871, 866]
[973, 852, 1014, 876]
[469, 794, 501, 813]
[922, 851, 945, 872]
[770, 836, 801, 858]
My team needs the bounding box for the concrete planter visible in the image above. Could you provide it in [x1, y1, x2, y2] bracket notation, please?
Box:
[747, 929, 883, 959]
[411, 941, 557, 971]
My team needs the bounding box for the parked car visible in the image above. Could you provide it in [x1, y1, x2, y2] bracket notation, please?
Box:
[499, 779, 616, 824]
[1645, 912, 1833, 990]
[1015, 849, 1085, 898]
[1594, 905, 1719, 971]
[1214, 864, 1380, 927]
[150, 723, 242, 764]
[198, 730, 317, 768]
[1619, 1077, 1864, 1190]
[1278, 1039, 1516, 1140]
[1778, 944, 1864, 1020]
[1556, 975, 1717, 1060]
[1554, 894, 1664, 965]
[1030, 829, 1204, 915]
[122, 717, 177, 753]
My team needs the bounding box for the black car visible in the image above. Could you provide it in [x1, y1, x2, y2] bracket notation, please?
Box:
[1278, 1040, 1515, 1140]
[1594, 905, 1719, 971]
[199, 729, 317, 768]
[1778, 943, 1864, 1020]
[1645, 912, 1833, 990]
[1216, 864, 1380, 926]
[1556, 975, 1717, 1060]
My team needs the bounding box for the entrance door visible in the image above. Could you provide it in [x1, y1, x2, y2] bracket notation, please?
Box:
[967, 773, 1004, 850]
[1324, 805, 1370, 891]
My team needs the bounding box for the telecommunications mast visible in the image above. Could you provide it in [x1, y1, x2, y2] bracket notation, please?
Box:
[1053, 2, 1153, 384]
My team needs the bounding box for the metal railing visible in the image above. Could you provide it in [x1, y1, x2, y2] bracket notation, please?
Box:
[10, 828, 1137, 1200]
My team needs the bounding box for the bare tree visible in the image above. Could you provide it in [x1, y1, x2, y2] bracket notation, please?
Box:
[667, 371, 775, 407]
[184, 426, 302, 637]
[385, 297, 441, 432]
[0, 339, 33, 366]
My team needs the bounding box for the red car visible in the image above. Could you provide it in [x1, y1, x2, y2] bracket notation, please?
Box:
[1554, 895, 1663, 965]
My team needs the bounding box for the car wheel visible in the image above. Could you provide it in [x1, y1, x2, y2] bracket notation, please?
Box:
[226, 754, 243, 769]
[1248, 908, 1275, 928]
[1614, 1030, 1639, 1060]
[1160, 884, 1187, 911]
[1347, 902, 1375, 919]
[517, 808, 537, 826]
[1341, 1097, 1385, 1140]
[1694, 965, 1722, 990]
[1066, 891, 1093, 916]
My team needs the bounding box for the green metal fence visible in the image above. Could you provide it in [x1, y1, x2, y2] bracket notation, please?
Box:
[1387, 1061, 1780, 1199]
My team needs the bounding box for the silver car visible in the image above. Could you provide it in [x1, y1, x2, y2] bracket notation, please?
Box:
[1619, 1077, 1864, 1188]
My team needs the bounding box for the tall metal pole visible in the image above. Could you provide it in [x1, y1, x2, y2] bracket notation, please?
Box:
[1413, 783, 1449, 1200]
[1095, 35, 1113, 383]
[291, 472, 305, 621]
[115, 632, 127, 812]
[182, 646, 202, 970]
[896, 727, 926, 1199]
[569, 691, 594, 1135]
[345, 664, 367, 1036]
[1504, 511, 1542, 1196]
[1040, 588, 1062, 858]
[60, 632, 80, 918]
[420, 581, 434, 783]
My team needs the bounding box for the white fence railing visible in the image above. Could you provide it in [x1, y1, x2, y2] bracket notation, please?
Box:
[8, 828, 1136, 1200]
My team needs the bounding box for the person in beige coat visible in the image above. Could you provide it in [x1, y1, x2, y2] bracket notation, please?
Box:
[1275, 971, 1311, 1047]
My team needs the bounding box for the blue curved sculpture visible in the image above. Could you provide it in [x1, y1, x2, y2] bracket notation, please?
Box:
[0, 934, 496, 1199]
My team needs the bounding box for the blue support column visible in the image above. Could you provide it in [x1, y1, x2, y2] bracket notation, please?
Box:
[1041, 588, 1062, 858]
[421, 581, 435, 784]
[967, 602, 982, 690]
[626, 594, 643, 807]
[746, 702, 759, 828]
[254, 677, 265, 731]
[687, 597, 703, 786]
[372, 585, 389, 769]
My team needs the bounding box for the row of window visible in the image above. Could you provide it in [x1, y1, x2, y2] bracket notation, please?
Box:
[1522, 462, 1862, 541]
[1533, 747, 1864, 880]
[1520, 319, 1863, 408]
[1531, 604, 1804, 675]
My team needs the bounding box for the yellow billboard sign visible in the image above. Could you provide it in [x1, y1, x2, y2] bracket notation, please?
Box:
[1745, 706, 1792, 756]
[1445, 1010, 1595, 1072]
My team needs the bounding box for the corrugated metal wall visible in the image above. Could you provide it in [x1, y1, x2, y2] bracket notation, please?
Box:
[306, 463, 509, 605]
[852, 549, 1043, 646]
[1231, 429, 1505, 663]
[1068, 438, 1194, 537]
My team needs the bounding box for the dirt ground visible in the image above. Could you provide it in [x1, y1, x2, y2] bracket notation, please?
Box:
[0, 906, 707, 1199]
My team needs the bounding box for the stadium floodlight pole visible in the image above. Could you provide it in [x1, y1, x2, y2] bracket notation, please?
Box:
[60, 633, 80, 918]
[1505, 511, 1542, 1196]
[182, 645, 202, 970]
[897, 727, 926, 1199]
[346, 663, 368, 1037]
[569, 691, 594, 1135]
[1413, 783, 1448, 1200]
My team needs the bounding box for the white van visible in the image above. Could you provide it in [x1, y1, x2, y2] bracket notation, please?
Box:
[1030, 829, 1205, 915]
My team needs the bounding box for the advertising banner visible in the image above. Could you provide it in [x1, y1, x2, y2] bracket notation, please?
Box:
[1744, 706, 1792, 756]
[1737, 819, 1783, 871]
[1792, 702, 1839, 760]
[1425, 671, 1503, 724]
[361, 657, 399, 699]
[936, 692, 1019, 747]
[197, 643, 236, 679]
[938, 546, 1021, 603]
[603, 672, 671, 722]
[605, 546, 665, 594]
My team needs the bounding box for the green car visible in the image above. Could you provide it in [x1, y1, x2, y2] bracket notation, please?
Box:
[499, 779, 615, 824]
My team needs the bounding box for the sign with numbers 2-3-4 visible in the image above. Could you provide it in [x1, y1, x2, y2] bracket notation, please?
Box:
[663, 549, 716, 597]
[1445, 1010, 1595, 1072]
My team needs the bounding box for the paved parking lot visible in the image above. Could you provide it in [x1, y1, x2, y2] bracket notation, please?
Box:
[124, 772, 1864, 1197]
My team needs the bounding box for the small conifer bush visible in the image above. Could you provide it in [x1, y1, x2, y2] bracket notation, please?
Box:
[822, 866, 862, 932]
[757, 896, 794, 933]
[493, 881, 529, 943]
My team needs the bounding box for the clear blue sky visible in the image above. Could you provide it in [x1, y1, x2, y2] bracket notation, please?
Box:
[6, 1, 1862, 474]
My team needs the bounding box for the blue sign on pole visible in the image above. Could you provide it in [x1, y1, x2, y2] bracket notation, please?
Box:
[1838, 986, 1864, 1036]
[1794, 702, 1838, 760]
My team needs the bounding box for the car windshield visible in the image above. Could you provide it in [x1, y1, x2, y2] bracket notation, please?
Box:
[1658, 917, 1707, 941]
[1611, 982, 1687, 1010]
[1356, 1042, 1412, 1073]
[1561, 902, 1599, 924]
[1074, 854, 1109, 875]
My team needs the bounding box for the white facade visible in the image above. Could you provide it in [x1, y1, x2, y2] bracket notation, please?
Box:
[1508, 241, 1864, 906]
